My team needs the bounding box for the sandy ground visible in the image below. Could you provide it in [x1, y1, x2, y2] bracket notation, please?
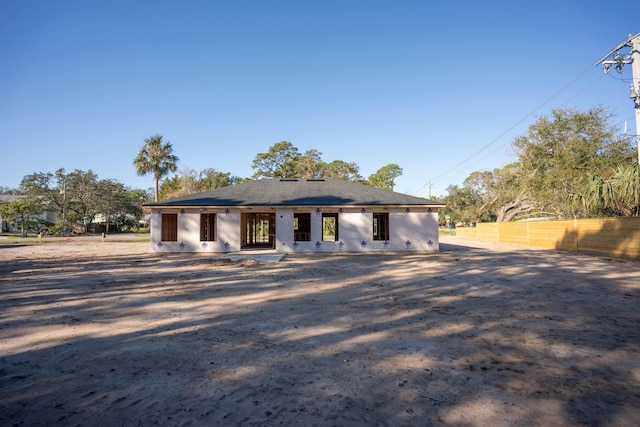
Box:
[1, 236, 639, 426]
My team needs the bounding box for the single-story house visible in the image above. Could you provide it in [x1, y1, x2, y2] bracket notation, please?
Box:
[143, 178, 445, 253]
[0, 194, 57, 232]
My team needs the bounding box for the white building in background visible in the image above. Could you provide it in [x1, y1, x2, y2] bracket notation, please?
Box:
[0, 194, 57, 232]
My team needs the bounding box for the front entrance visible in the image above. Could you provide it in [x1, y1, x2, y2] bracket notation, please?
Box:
[241, 212, 276, 249]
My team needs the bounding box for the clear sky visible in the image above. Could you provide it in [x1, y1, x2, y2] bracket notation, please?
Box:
[1, 1, 638, 198]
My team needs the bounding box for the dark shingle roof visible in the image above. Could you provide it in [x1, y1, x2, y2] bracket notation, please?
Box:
[145, 178, 444, 208]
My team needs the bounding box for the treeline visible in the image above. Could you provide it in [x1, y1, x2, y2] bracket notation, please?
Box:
[158, 141, 403, 199]
[0, 169, 150, 236]
[443, 107, 639, 224]
[8, 106, 634, 236]
[2, 140, 404, 235]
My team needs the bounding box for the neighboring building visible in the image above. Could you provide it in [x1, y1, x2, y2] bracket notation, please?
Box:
[0, 195, 21, 232]
[143, 178, 445, 253]
[0, 194, 57, 232]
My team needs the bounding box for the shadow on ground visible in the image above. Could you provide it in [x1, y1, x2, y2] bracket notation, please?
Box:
[1, 239, 639, 426]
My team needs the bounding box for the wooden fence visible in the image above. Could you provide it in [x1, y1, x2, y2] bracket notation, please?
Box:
[455, 217, 640, 260]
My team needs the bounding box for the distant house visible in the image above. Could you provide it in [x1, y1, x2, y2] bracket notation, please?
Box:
[0, 194, 56, 233]
[143, 178, 445, 253]
[0, 195, 21, 232]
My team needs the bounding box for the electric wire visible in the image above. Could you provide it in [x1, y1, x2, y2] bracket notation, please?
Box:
[421, 33, 640, 197]
[428, 62, 598, 189]
[559, 74, 606, 108]
[440, 74, 613, 183]
[427, 32, 639, 191]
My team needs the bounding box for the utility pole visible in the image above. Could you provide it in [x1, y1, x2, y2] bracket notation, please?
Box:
[62, 176, 67, 237]
[598, 33, 640, 165]
[633, 35, 640, 166]
[426, 180, 434, 199]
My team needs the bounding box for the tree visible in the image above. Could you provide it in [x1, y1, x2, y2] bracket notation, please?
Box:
[0, 196, 43, 236]
[42, 169, 115, 231]
[443, 183, 493, 225]
[295, 149, 323, 178]
[20, 170, 60, 209]
[577, 164, 639, 216]
[165, 167, 201, 199]
[124, 188, 152, 230]
[250, 141, 386, 183]
[513, 107, 633, 217]
[96, 179, 134, 233]
[159, 168, 240, 199]
[368, 164, 403, 190]
[19, 170, 66, 233]
[252, 141, 300, 179]
[606, 164, 640, 216]
[134, 134, 179, 202]
[463, 165, 537, 222]
[320, 160, 364, 182]
[197, 168, 239, 191]
[0, 186, 16, 194]
[19, 168, 149, 234]
[443, 164, 540, 224]
[441, 107, 635, 223]
[158, 175, 182, 200]
[491, 165, 537, 222]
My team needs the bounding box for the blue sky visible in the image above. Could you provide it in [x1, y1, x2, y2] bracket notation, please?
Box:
[1, 1, 638, 198]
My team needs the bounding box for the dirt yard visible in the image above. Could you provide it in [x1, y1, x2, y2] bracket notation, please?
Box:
[1, 236, 639, 426]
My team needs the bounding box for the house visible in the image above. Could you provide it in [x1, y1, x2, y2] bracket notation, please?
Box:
[0, 194, 57, 233]
[143, 178, 445, 253]
[0, 195, 21, 232]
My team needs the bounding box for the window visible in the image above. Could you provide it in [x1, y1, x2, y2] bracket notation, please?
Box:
[294, 212, 311, 241]
[161, 213, 178, 241]
[373, 212, 389, 241]
[322, 213, 339, 241]
[200, 213, 216, 241]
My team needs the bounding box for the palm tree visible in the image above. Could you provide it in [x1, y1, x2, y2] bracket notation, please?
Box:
[576, 164, 639, 216]
[608, 163, 639, 216]
[134, 135, 179, 202]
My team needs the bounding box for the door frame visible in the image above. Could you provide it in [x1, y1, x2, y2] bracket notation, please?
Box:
[241, 212, 276, 249]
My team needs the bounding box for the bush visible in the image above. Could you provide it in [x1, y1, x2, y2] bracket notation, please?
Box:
[45, 224, 63, 236]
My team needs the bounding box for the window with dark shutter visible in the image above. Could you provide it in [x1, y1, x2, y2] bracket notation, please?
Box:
[161, 213, 178, 241]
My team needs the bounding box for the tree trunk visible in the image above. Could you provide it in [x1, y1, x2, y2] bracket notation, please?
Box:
[497, 200, 536, 222]
[154, 176, 160, 202]
[21, 213, 27, 237]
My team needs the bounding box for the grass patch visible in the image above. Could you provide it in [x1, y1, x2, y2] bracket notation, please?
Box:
[439, 228, 456, 236]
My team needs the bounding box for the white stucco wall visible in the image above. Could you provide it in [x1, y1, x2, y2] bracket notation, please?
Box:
[150, 209, 241, 253]
[280, 208, 439, 253]
[150, 207, 439, 253]
[389, 208, 439, 251]
[218, 210, 241, 252]
[275, 210, 294, 252]
[337, 209, 371, 251]
[149, 210, 161, 251]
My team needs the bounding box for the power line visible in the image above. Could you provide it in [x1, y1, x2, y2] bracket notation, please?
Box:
[430, 62, 598, 188]
[439, 74, 612, 184]
[423, 33, 640, 197]
[559, 74, 606, 108]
